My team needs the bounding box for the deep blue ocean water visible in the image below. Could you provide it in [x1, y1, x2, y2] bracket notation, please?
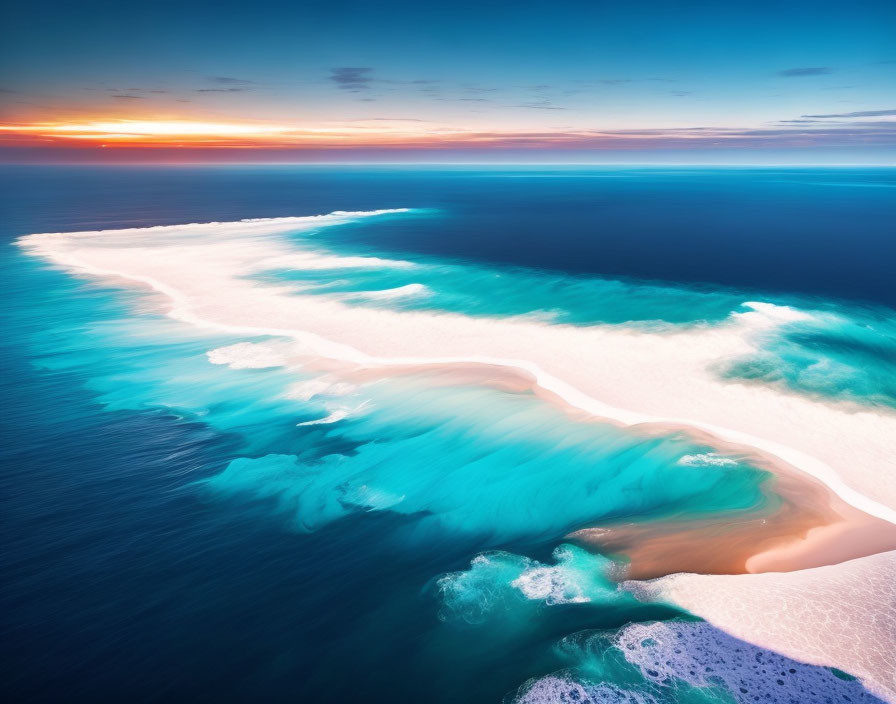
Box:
[2, 165, 894, 702]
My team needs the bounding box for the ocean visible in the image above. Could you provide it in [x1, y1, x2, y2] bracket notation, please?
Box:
[2, 165, 895, 703]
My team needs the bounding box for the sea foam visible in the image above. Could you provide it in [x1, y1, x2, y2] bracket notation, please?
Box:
[206, 342, 290, 369]
[348, 283, 429, 300]
[437, 545, 621, 624]
[677, 453, 739, 467]
[627, 550, 896, 701]
[515, 621, 885, 703]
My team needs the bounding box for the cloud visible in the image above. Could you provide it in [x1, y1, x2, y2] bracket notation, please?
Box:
[461, 83, 498, 94]
[209, 76, 256, 85]
[670, 91, 692, 96]
[513, 102, 567, 110]
[802, 108, 896, 118]
[111, 94, 146, 100]
[343, 117, 431, 123]
[778, 67, 834, 77]
[594, 78, 674, 86]
[196, 76, 256, 93]
[330, 67, 374, 91]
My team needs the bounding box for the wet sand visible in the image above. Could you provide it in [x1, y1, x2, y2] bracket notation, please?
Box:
[570, 424, 896, 578]
[572, 498, 896, 579]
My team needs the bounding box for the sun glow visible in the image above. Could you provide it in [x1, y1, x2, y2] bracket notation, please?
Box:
[54, 121, 292, 135]
[0, 120, 294, 140]
[0, 118, 472, 147]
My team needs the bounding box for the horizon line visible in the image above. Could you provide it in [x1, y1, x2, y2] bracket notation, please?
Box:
[2, 161, 896, 168]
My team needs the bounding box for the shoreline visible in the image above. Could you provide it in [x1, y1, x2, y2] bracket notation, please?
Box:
[18, 214, 896, 577]
[18, 212, 896, 698]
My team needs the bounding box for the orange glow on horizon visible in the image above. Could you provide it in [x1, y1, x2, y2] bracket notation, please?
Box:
[0, 116, 685, 145]
[0, 116, 823, 153]
[7, 120, 294, 136]
[0, 118, 502, 147]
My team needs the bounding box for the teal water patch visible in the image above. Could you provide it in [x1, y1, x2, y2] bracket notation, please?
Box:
[251, 209, 751, 327]
[259, 249, 750, 329]
[719, 305, 896, 408]
[512, 621, 885, 704]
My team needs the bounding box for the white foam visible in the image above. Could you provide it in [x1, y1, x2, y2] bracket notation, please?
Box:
[511, 566, 590, 605]
[283, 379, 356, 402]
[350, 283, 429, 300]
[296, 409, 351, 426]
[617, 621, 883, 702]
[295, 400, 370, 426]
[516, 676, 659, 704]
[340, 484, 406, 511]
[255, 250, 415, 272]
[520, 621, 883, 703]
[17, 210, 411, 243]
[206, 342, 289, 369]
[733, 300, 817, 327]
[508, 545, 612, 605]
[437, 545, 616, 625]
[677, 453, 739, 467]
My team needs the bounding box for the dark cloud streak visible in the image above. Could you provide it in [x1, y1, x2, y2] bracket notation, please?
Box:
[330, 67, 374, 91]
[778, 67, 834, 77]
[209, 76, 256, 85]
[802, 108, 896, 118]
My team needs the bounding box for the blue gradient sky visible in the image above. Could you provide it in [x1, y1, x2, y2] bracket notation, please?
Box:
[2, 0, 894, 162]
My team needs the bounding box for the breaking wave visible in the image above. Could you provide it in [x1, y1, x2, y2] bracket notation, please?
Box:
[437, 545, 623, 624]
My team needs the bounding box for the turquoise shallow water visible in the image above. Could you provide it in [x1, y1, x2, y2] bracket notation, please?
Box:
[259, 210, 749, 328]
[2, 165, 894, 702]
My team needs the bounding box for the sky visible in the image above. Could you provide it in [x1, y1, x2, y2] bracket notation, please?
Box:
[1, 0, 895, 163]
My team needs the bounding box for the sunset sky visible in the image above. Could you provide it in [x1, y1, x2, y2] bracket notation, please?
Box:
[2, 0, 895, 163]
